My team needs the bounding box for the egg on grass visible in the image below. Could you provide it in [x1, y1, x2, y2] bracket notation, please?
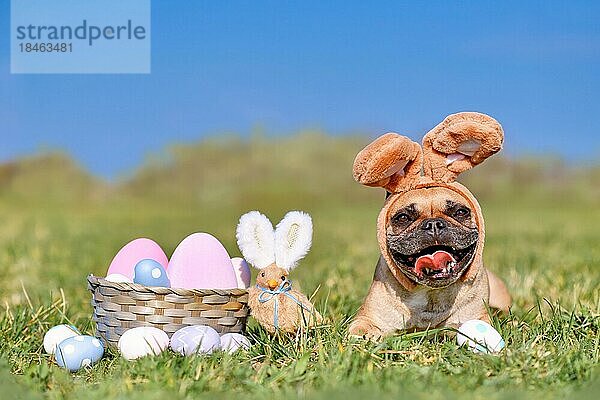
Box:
[170, 325, 221, 356]
[220, 333, 251, 353]
[118, 327, 169, 361]
[456, 319, 505, 354]
[43, 325, 81, 355]
[55, 335, 104, 372]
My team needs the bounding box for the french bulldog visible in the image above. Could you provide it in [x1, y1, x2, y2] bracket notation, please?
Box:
[348, 112, 511, 339]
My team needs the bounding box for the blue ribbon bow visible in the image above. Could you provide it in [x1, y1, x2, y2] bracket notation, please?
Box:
[257, 280, 313, 330]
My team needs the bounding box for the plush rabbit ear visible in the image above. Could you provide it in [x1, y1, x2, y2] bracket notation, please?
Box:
[422, 112, 504, 182]
[353, 133, 423, 193]
[274, 211, 312, 271]
[236, 211, 275, 269]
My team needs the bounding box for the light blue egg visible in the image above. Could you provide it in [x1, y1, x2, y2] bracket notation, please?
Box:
[133, 259, 170, 287]
[55, 335, 104, 372]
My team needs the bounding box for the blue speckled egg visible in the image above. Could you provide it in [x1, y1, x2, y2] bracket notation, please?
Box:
[133, 259, 170, 287]
[55, 335, 104, 372]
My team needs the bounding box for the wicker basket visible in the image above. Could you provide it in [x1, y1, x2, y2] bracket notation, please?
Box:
[87, 275, 249, 349]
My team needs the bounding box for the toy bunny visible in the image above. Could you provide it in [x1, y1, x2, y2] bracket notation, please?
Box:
[236, 210, 322, 334]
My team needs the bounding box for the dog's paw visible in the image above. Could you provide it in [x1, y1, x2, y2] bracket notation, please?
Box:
[348, 318, 383, 341]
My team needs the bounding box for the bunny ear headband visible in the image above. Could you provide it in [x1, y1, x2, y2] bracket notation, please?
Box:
[353, 112, 504, 289]
[236, 211, 312, 271]
[353, 112, 504, 192]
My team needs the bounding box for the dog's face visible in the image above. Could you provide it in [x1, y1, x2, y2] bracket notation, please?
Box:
[384, 186, 480, 288]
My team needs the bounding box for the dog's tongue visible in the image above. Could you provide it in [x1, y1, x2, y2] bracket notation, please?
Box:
[415, 251, 456, 276]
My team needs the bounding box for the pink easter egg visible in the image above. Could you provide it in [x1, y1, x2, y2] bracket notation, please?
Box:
[168, 233, 238, 290]
[106, 238, 168, 280]
[231, 257, 251, 289]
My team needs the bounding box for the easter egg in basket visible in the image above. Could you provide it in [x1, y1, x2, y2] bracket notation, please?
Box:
[107, 238, 168, 279]
[168, 233, 238, 289]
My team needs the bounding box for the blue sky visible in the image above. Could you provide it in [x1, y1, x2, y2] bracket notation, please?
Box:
[1, 1, 599, 178]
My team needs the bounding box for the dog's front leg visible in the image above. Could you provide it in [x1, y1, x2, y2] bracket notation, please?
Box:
[348, 257, 410, 340]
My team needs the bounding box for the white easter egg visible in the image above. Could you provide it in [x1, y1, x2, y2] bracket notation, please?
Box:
[118, 327, 169, 360]
[55, 335, 104, 372]
[43, 325, 80, 355]
[457, 320, 505, 354]
[170, 325, 221, 356]
[105, 273, 133, 283]
[220, 333, 251, 353]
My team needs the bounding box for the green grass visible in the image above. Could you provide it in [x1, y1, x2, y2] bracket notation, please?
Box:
[0, 134, 598, 399]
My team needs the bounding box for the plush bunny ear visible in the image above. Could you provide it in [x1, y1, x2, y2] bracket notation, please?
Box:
[236, 211, 275, 269]
[422, 112, 504, 182]
[353, 133, 423, 193]
[274, 211, 312, 271]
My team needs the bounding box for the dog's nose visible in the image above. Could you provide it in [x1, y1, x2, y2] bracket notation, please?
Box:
[420, 218, 447, 235]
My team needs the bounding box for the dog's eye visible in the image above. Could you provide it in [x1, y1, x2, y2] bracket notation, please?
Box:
[392, 213, 411, 224]
[281, 276, 286, 281]
[454, 208, 470, 218]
